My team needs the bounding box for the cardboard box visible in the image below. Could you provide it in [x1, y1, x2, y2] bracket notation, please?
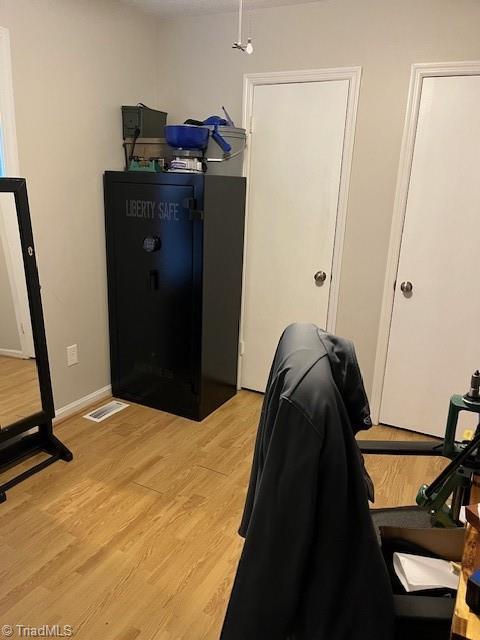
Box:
[380, 525, 466, 562]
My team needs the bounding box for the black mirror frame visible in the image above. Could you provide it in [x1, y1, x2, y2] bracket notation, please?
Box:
[0, 178, 72, 502]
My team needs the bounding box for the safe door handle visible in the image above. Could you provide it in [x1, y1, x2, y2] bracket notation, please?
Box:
[149, 270, 159, 291]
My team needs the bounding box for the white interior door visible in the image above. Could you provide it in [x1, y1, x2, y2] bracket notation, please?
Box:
[381, 75, 480, 437]
[241, 79, 349, 391]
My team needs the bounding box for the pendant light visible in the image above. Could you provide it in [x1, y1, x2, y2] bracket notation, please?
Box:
[232, 0, 253, 54]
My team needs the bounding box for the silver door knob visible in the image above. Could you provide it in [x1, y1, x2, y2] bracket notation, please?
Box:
[400, 281, 413, 294]
[314, 270, 327, 285]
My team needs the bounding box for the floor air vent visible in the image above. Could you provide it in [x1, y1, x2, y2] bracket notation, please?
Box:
[83, 400, 129, 423]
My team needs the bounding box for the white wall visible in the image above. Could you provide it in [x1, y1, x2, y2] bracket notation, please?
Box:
[156, 0, 480, 393]
[0, 0, 159, 409]
[0, 227, 20, 352]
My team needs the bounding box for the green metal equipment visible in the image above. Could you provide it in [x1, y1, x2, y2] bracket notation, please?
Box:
[416, 371, 480, 527]
[128, 158, 164, 172]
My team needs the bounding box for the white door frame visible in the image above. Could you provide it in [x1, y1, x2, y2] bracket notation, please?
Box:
[370, 61, 480, 424]
[238, 67, 362, 387]
[0, 26, 35, 358]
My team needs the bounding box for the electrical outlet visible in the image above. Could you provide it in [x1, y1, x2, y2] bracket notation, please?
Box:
[67, 344, 79, 367]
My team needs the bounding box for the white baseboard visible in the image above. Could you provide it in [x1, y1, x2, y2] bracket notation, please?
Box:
[0, 348, 26, 358]
[54, 385, 112, 424]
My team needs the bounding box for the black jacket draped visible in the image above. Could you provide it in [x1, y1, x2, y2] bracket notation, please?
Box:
[221, 323, 394, 640]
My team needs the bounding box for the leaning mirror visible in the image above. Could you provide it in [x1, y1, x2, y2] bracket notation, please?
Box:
[0, 178, 72, 502]
[0, 191, 41, 423]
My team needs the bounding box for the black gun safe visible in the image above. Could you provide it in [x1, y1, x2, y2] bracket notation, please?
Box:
[104, 171, 246, 421]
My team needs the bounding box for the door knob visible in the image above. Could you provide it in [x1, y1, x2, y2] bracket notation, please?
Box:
[314, 270, 327, 285]
[400, 281, 413, 294]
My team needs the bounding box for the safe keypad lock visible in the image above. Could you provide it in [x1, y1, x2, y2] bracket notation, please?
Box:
[143, 236, 161, 253]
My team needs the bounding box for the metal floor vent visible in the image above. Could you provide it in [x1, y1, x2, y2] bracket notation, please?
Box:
[83, 400, 129, 423]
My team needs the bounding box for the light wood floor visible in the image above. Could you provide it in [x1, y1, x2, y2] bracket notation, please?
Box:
[0, 391, 448, 639]
[0, 355, 42, 427]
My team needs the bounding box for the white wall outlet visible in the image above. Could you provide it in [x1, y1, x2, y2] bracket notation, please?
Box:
[67, 344, 79, 367]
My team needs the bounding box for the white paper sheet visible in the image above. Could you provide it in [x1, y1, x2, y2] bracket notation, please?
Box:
[393, 552, 460, 593]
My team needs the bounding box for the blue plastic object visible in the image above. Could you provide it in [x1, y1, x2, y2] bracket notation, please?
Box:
[466, 569, 480, 614]
[211, 127, 232, 154]
[212, 127, 232, 153]
[165, 125, 210, 150]
[203, 117, 232, 154]
[203, 116, 228, 126]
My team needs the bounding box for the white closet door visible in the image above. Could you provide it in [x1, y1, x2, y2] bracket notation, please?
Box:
[241, 80, 349, 392]
[381, 75, 480, 437]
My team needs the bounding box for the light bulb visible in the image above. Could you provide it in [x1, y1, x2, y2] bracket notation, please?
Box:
[246, 38, 253, 55]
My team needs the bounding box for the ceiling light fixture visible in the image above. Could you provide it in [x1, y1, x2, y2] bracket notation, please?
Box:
[232, 0, 253, 55]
